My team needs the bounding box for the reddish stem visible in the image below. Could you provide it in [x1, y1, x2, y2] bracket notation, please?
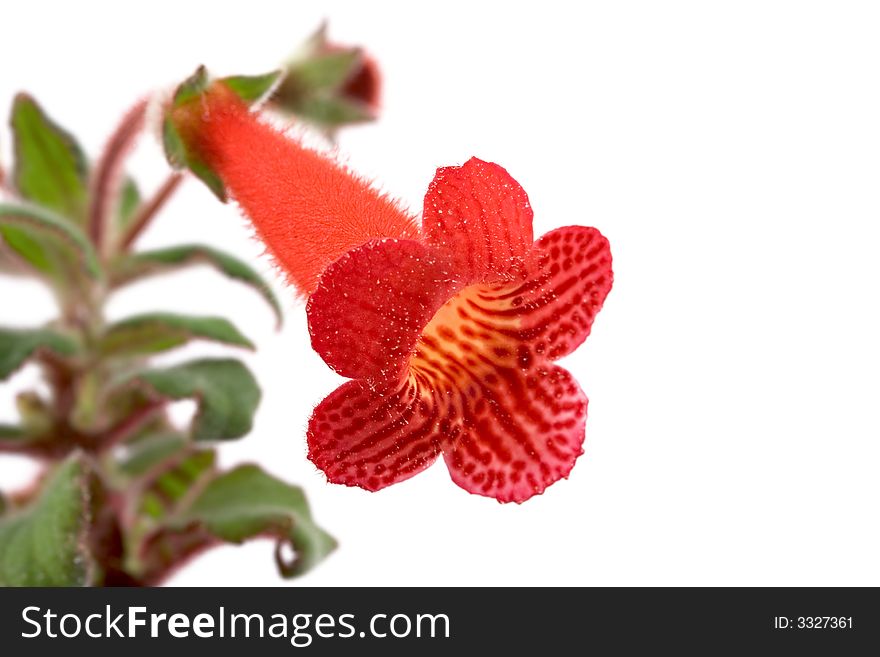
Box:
[88, 99, 148, 252]
[98, 399, 165, 451]
[118, 173, 184, 251]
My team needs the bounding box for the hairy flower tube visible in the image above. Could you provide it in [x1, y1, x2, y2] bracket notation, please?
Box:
[170, 88, 613, 503]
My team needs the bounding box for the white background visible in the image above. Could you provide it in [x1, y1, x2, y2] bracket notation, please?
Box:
[1, 1, 879, 586]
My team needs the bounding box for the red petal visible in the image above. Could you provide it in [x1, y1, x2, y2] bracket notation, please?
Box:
[307, 238, 462, 381]
[307, 377, 447, 491]
[422, 157, 533, 283]
[442, 364, 588, 503]
[309, 270, 599, 501]
[513, 226, 613, 361]
[410, 284, 588, 503]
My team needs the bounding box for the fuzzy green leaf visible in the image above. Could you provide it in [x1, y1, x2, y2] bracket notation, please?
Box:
[10, 94, 89, 224]
[0, 326, 78, 380]
[128, 359, 260, 442]
[100, 313, 253, 358]
[221, 70, 283, 103]
[150, 464, 335, 579]
[0, 202, 102, 281]
[109, 244, 282, 327]
[117, 432, 188, 476]
[0, 454, 93, 586]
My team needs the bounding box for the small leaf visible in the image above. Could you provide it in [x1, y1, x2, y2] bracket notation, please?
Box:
[0, 424, 32, 451]
[139, 448, 216, 520]
[16, 391, 53, 436]
[143, 465, 335, 581]
[109, 244, 282, 327]
[161, 117, 188, 170]
[116, 177, 141, 232]
[126, 359, 260, 442]
[162, 117, 227, 202]
[99, 313, 253, 358]
[117, 432, 188, 476]
[188, 159, 226, 201]
[172, 66, 210, 108]
[10, 94, 89, 224]
[221, 70, 283, 104]
[0, 453, 93, 586]
[0, 408, 57, 456]
[289, 51, 362, 92]
[0, 326, 78, 380]
[0, 424, 26, 440]
[293, 95, 375, 130]
[0, 202, 103, 280]
[162, 67, 229, 201]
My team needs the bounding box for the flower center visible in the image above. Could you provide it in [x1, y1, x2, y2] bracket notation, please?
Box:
[409, 282, 523, 390]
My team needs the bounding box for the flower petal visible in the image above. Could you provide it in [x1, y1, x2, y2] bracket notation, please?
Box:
[307, 238, 462, 381]
[409, 284, 589, 503]
[307, 377, 448, 491]
[422, 157, 533, 282]
[512, 226, 613, 361]
[442, 364, 588, 503]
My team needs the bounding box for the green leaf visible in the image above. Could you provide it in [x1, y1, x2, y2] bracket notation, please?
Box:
[0, 454, 93, 586]
[100, 313, 253, 358]
[162, 117, 227, 202]
[0, 424, 33, 452]
[0, 326, 78, 380]
[293, 95, 375, 130]
[187, 159, 226, 201]
[109, 244, 282, 327]
[187, 465, 336, 576]
[0, 397, 57, 454]
[149, 465, 335, 580]
[162, 67, 229, 201]
[0, 424, 26, 440]
[221, 70, 283, 104]
[117, 432, 188, 476]
[172, 66, 210, 108]
[15, 391, 53, 437]
[10, 94, 89, 224]
[0, 202, 103, 281]
[161, 116, 187, 169]
[139, 448, 216, 520]
[290, 51, 362, 92]
[127, 359, 260, 442]
[116, 177, 141, 233]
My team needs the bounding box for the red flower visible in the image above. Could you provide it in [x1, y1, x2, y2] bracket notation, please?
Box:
[171, 90, 613, 503]
[307, 159, 613, 502]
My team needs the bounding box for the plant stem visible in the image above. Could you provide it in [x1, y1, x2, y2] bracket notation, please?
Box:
[118, 173, 184, 251]
[98, 399, 165, 452]
[88, 99, 149, 253]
